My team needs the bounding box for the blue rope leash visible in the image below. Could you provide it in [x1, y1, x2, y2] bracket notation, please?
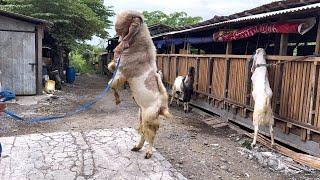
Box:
[2, 55, 121, 124]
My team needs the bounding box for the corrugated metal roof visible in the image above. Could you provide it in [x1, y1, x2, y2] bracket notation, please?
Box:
[152, 3, 320, 38]
[0, 9, 51, 25]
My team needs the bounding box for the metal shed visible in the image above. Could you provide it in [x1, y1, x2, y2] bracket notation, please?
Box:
[0, 10, 49, 95]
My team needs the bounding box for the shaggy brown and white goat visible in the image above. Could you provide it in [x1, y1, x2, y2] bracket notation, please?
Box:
[170, 67, 195, 113]
[107, 10, 170, 159]
[251, 48, 274, 148]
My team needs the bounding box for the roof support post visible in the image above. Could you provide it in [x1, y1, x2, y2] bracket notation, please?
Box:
[279, 34, 288, 56]
[35, 25, 44, 95]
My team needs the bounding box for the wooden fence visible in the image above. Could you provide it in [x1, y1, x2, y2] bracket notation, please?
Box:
[157, 54, 320, 157]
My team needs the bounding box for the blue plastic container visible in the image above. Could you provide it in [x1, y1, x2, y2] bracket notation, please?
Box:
[66, 67, 76, 84]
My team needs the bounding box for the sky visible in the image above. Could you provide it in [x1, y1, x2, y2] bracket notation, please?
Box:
[89, 0, 276, 46]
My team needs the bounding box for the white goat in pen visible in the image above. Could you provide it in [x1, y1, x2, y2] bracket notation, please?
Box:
[170, 67, 195, 113]
[250, 48, 274, 148]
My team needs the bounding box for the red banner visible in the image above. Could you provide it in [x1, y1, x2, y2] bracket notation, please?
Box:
[213, 18, 316, 42]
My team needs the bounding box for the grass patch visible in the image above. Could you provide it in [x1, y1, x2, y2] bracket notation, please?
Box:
[241, 139, 252, 150]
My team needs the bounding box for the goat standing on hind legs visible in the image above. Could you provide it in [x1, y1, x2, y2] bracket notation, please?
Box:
[250, 48, 275, 148]
[107, 10, 171, 159]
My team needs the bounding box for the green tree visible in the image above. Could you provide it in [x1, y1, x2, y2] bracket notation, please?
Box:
[0, 0, 114, 49]
[143, 11, 202, 27]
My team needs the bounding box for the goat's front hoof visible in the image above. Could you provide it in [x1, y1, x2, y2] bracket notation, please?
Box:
[131, 146, 141, 152]
[145, 152, 152, 159]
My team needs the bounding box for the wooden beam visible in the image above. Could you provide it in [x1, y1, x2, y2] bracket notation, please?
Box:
[279, 34, 288, 56]
[246, 133, 320, 170]
[35, 25, 44, 95]
[157, 54, 320, 62]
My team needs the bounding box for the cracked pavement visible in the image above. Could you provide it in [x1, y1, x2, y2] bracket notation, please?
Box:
[0, 128, 187, 180]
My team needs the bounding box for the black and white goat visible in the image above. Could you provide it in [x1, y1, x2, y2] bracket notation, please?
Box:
[170, 67, 195, 113]
[251, 48, 274, 148]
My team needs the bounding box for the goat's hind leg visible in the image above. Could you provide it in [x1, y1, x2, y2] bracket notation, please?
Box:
[170, 87, 176, 106]
[142, 109, 160, 159]
[251, 124, 259, 148]
[183, 102, 187, 113]
[132, 108, 145, 151]
[270, 123, 275, 147]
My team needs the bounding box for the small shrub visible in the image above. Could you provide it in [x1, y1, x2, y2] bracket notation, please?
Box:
[70, 52, 96, 74]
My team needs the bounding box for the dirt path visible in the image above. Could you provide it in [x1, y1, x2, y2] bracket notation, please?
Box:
[1, 74, 319, 180]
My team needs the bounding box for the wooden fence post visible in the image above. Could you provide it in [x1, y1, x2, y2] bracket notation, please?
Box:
[303, 62, 319, 141]
[207, 57, 214, 95]
[243, 58, 252, 117]
[276, 34, 289, 133]
[175, 56, 179, 77]
[302, 18, 320, 140]
[196, 57, 200, 93]
[36, 25, 44, 95]
[223, 42, 232, 111]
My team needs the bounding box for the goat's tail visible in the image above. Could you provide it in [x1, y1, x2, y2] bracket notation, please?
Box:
[155, 72, 172, 118]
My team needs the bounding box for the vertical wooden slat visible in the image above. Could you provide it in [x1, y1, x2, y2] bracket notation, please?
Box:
[308, 62, 318, 125]
[281, 63, 289, 117]
[315, 69, 320, 128]
[224, 58, 231, 99]
[315, 18, 320, 55]
[274, 63, 284, 114]
[299, 63, 307, 122]
[289, 63, 297, 119]
[287, 63, 293, 119]
[303, 64, 312, 124]
[293, 63, 301, 120]
[207, 58, 213, 94]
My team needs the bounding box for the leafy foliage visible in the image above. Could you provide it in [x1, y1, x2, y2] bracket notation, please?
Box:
[0, 0, 114, 48]
[70, 43, 104, 74]
[143, 11, 203, 27]
[70, 52, 96, 74]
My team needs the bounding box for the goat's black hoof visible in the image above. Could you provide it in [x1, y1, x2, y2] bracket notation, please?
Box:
[145, 152, 152, 159]
[184, 110, 187, 113]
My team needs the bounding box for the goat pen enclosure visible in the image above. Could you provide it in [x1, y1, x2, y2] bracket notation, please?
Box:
[157, 54, 320, 157]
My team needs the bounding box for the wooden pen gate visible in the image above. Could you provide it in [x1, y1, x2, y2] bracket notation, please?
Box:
[157, 54, 320, 156]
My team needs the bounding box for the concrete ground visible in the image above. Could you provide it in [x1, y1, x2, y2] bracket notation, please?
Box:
[0, 128, 186, 180]
[0, 74, 319, 180]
